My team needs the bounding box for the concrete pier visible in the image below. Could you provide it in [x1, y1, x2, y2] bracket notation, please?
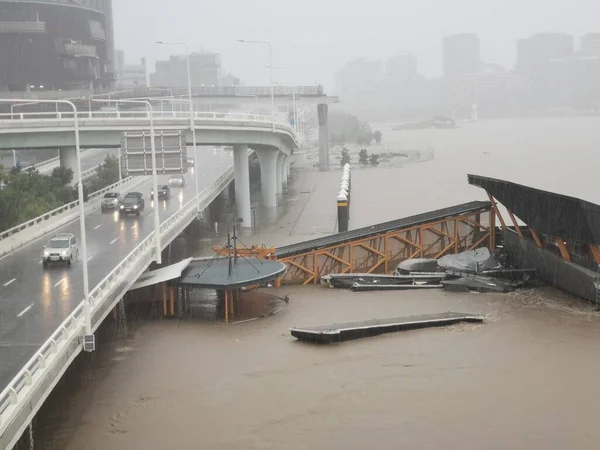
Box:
[59, 147, 80, 183]
[233, 145, 252, 228]
[255, 148, 279, 208]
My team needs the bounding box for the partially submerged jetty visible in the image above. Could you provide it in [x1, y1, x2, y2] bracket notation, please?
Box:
[290, 312, 485, 343]
[321, 247, 536, 294]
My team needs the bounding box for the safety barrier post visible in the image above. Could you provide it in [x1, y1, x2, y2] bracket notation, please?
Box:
[337, 164, 351, 233]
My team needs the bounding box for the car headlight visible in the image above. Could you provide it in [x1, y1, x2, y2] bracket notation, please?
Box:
[43, 251, 49, 257]
[134, 205, 138, 209]
[61, 250, 67, 256]
[120, 204, 124, 209]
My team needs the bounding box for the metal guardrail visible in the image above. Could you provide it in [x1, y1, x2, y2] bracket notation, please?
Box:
[0, 167, 235, 449]
[22, 156, 59, 172]
[0, 176, 134, 245]
[0, 85, 325, 102]
[0, 111, 292, 126]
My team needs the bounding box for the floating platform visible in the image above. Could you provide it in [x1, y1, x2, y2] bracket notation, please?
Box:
[289, 312, 485, 343]
[350, 282, 443, 292]
[322, 272, 446, 289]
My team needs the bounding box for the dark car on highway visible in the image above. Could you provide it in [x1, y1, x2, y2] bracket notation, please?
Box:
[119, 192, 144, 216]
[151, 185, 171, 199]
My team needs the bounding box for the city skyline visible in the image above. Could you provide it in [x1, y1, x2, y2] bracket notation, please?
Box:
[113, 0, 600, 89]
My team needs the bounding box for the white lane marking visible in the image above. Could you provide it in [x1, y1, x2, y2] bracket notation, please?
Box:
[110, 237, 118, 245]
[3, 278, 16, 287]
[87, 256, 93, 262]
[54, 278, 66, 288]
[94, 224, 102, 230]
[17, 303, 34, 318]
[38, 260, 42, 264]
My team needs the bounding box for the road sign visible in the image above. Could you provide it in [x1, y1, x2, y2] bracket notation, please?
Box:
[121, 131, 188, 176]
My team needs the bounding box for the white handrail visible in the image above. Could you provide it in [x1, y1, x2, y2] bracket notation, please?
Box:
[0, 167, 234, 444]
[0, 111, 293, 127]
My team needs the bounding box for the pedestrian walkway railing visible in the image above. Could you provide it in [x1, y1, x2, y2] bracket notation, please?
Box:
[0, 166, 234, 450]
[0, 111, 291, 126]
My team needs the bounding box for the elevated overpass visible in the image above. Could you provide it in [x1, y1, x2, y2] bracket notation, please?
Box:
[0, 110, 297, 217]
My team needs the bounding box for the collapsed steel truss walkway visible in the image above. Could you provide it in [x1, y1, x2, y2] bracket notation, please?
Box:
[274, 201, 494, 284]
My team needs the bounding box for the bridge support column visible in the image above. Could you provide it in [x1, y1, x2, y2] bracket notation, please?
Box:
[276, 152, 285, 200]
[282, 155, 289, 190]
[233, 145, 252, 228]
[59, 146, 80, 184]
[318, 104, 330, 172]
[255, 148, 278, 208]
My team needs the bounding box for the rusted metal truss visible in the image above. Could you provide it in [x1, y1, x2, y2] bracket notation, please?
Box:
[276, 209, 493, 285]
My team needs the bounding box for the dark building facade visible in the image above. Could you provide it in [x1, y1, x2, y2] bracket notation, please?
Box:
[443, 33, 481, 78]
[0, 0, 113, 91]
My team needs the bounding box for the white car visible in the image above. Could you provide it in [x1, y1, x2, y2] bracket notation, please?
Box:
[168, 174, 185, 187]
[42, 233, 79, 268]
[101, 192, 121, 212]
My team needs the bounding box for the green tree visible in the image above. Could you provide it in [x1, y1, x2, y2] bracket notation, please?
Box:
[329, 111, 374, 145]
[87, 155, 120, 193]
[373, 130, 382, 144]
[359, 149, 369, 165]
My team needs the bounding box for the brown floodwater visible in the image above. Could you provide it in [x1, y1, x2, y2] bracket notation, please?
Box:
[29, 117, 600, 449]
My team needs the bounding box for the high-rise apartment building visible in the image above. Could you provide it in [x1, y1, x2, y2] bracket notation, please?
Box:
[0, 0, 113, 91]
[517, 33, 573, 76]
[78, 0, 115, 78]
[443, 34, 480, 78]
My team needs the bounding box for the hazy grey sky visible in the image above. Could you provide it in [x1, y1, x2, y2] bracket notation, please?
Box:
[114, 0, 600, 89]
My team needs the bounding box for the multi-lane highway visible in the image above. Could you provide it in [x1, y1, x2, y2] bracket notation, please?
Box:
[0, 147, 233, 388]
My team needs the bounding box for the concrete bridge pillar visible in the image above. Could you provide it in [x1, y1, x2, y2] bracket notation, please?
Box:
[233, 145, 252, 228]
[318, 104, 330, 171]
[282, 155, 289, 189]
[59, 147, 80, 184]
[276, 152, 285, 198]
[254, 148, 278, 208]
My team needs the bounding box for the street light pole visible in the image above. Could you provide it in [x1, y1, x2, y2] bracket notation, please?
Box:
[1, 98, 94, 348]
[155, 41, 200, 213]
[93, 98, 162, 264]
[237, 39, 275, 131]
[267, 65, 297, 134]
[165, 97, 200, 213]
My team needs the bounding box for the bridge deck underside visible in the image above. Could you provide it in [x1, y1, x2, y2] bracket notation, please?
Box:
[276, 204, 494, 285]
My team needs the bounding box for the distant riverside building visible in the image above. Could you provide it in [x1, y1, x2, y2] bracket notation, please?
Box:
[386, 54, 417, 77]
[516, 33, 573, 76]
[581, 33, 600, 55]
[334, 58, 382, 96]
[516, 33, 574, 109]
[220, 73, 240, 86]
[151, 52, 221, 88]
[451, 64, 530, 116]
[114, 50, 148, 89]
[0, 0, 114, 91]
[443, 34, 481, 78]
